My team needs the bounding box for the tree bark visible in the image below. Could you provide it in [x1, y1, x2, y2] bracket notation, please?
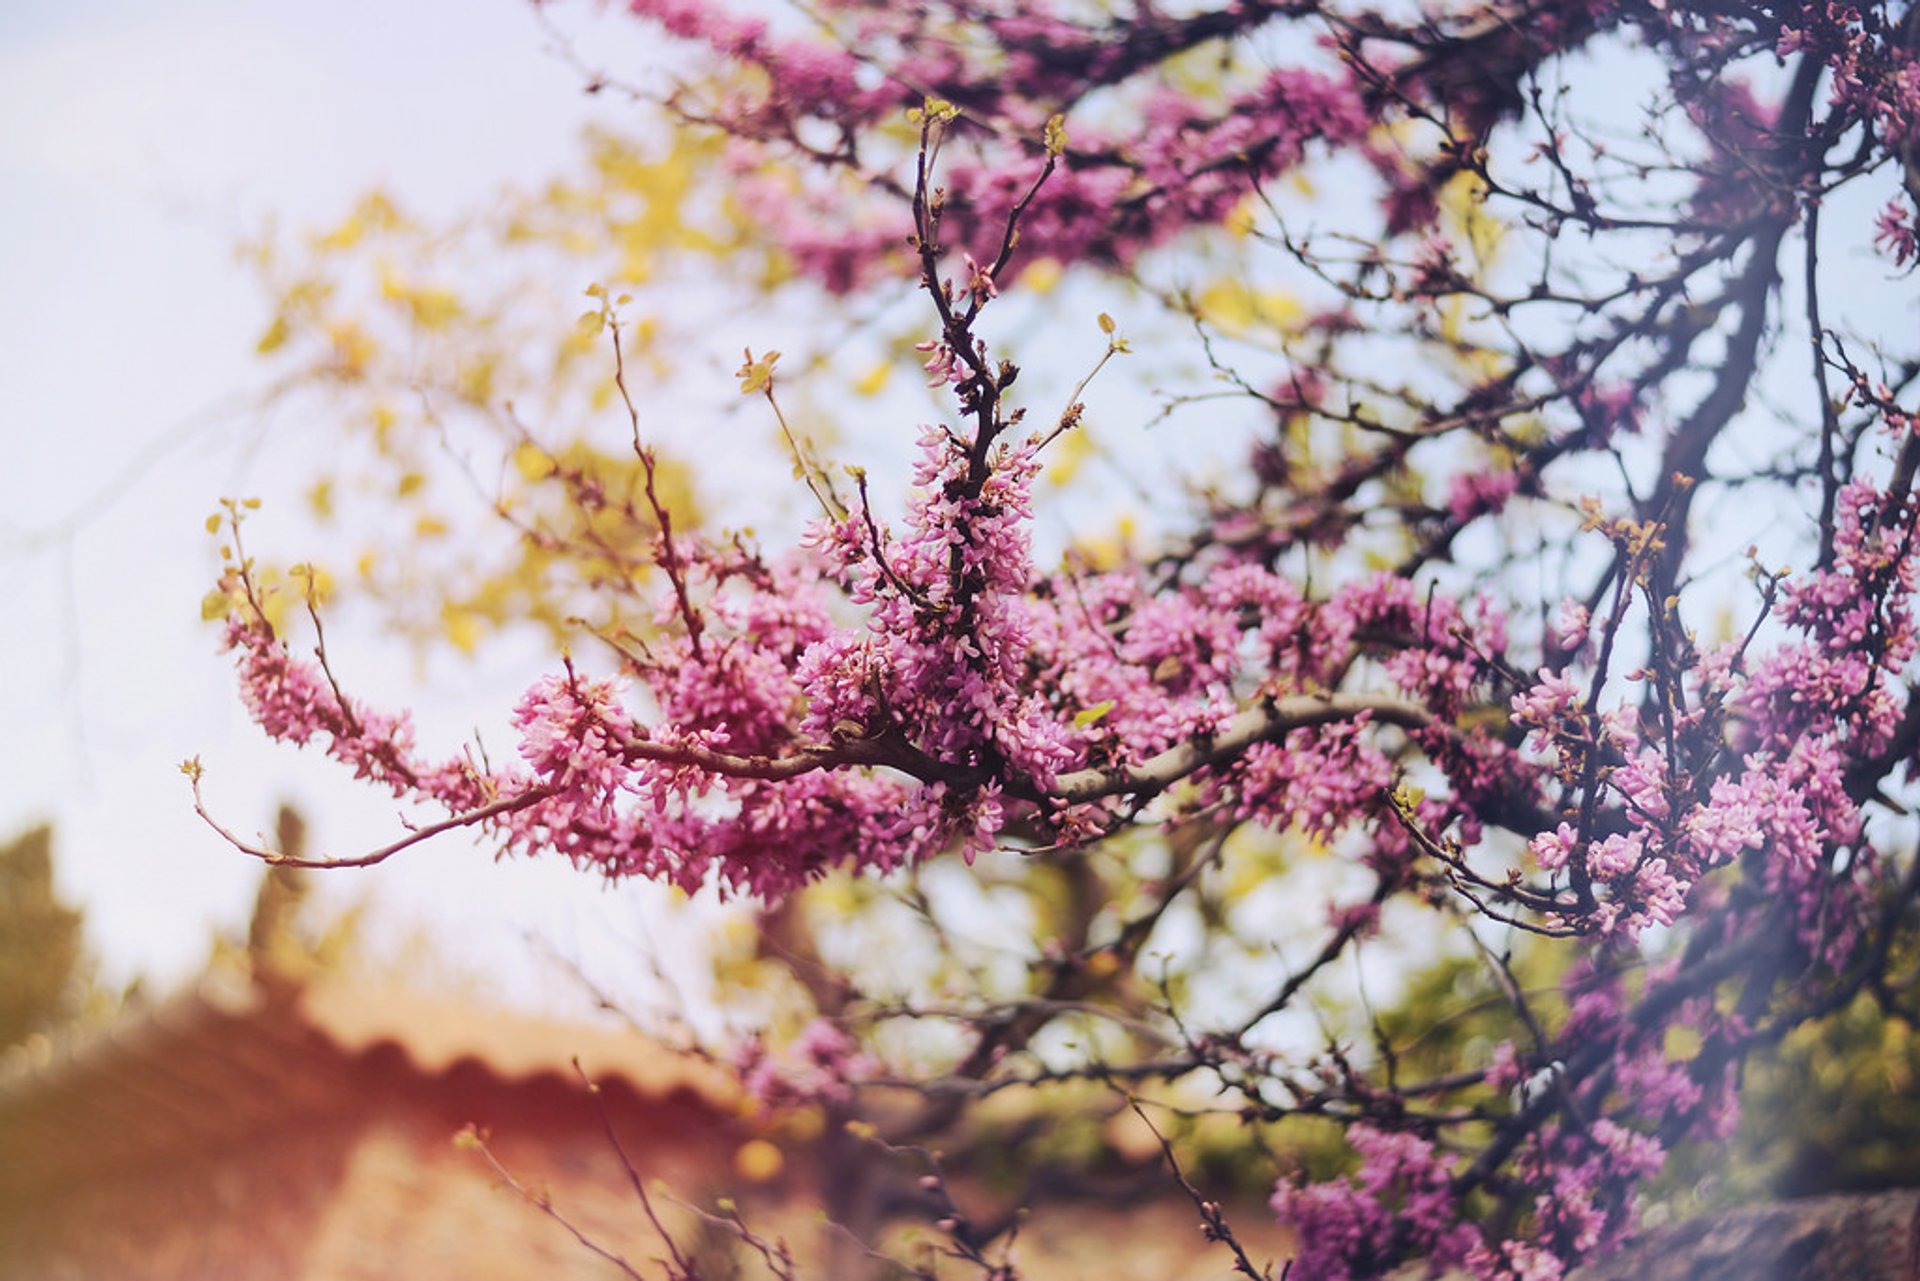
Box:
[1573, 1191, 1920, 1281]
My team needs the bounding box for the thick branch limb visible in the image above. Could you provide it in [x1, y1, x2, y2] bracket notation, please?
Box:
[1052, 693, 1432, 804]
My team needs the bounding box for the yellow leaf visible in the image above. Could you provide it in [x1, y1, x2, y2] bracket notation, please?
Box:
[1195, 279, 1255, 334]
[736, 347, 780, 395]
[1224, 199, 1258, 238]
[200, 590, 232, 622]
[408, 287, 461, 330]
[316, 191, 401, 252]
[1046, 427, 1092, 486]
[1020, 258, 1063, 294]
[295, 564, 336, 603]
[255, 315, 290, 354]
[512, 441, 557, 481]
[1194, 281, 1306, 336]
[316, 214, 364, 253]
[442, 606, 481, 653]
[852, 363, 891, 397]
[1439, 170, 1505, 269]
[1070, 512, 1135, 572]
[1255, 289, 1307, 331]
[258, 584, 293, 635]
[1073, 699, 1115, 728]
[326, 322, 375, 376]
[1097, 312, 1116, 335]
[397, 472, 425, 497]
[908, 96, 959, 126]
[616, 242, 655, 284]
[377, 260, 405, 301]
[457, 356, 496, 404]
[204, 513, 223, 535]
[1044, 113, 1068, 156]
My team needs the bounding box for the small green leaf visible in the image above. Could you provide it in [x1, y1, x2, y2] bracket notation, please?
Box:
[1073, 699, 1115, 728]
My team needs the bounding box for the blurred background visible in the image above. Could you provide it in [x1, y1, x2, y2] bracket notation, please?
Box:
[0, 0, 727, 1010]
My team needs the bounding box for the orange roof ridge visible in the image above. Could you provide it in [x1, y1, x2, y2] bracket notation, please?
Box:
[292, 976, 739, 1106]
[0, 967, 738, 1115]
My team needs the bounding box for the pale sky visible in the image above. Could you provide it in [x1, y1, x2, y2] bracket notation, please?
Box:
[0, 0, 725, 1008]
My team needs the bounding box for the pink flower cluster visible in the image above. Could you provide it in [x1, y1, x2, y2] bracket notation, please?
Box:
[734, 1017, 879, 1111]
[1506, 485, 1913, 949]
[1489, 1119, 1666, 1277]
[224, 616, 483, 812]
[1270, 1126, 1480, 1280]
[611, 0, 1373, 292]
[226, 400, 1530, 899]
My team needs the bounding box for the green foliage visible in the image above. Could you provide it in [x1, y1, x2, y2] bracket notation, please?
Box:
[1698, 993, 1920, 1201]
[1378, 937, 1920, 1210]
[1371, 944, 1571, 1088]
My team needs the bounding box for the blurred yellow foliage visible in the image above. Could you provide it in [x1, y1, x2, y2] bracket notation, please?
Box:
[1438, 170, 1505, 271]
[512, 441, 557, 481]
[1194, 277, 1306, 336]
[1045, 426, 1094, 486]
[1019, 257, 1064, 293]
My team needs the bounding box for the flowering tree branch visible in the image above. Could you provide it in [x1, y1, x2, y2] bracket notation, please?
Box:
[204, 0, 1920, 1274]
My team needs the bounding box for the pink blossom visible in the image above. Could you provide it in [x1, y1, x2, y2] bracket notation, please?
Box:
[735, 1017, 879, 1111]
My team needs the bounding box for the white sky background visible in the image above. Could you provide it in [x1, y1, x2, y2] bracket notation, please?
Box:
[0, 0, 730, 1011]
